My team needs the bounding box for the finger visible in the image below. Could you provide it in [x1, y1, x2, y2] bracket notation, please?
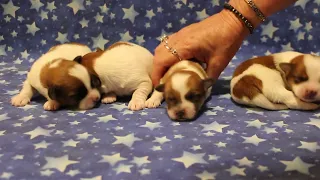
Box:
[151, 41, 193, 86]
[206, 55, 232, 80]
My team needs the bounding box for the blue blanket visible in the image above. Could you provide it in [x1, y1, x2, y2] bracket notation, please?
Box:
[0, 0, 319, 179]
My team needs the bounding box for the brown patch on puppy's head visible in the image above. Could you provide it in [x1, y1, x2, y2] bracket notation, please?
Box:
[40, 58, 101, 110]
[107, 41, 133, 50]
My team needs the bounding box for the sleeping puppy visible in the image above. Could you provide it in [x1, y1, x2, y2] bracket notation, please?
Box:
[230, 51, 320, 110]
[75, 41, 155, 111]
[146, 60, 215, 121]
[11, 43, 101, 111]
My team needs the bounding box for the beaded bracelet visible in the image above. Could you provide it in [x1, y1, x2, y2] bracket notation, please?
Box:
[243, 0, 266, 22]
[223, 3, 254, 34]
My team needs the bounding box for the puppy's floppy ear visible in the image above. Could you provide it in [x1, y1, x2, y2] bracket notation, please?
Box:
[155, 84, 165, 92]
[279, 63, 293, 77]
[202, 78, 216, 90]
[48, 86, 63, 100]
[90, 74, 101, 88]
[73, 56, 82, 64]
[96, 48, 103, 52]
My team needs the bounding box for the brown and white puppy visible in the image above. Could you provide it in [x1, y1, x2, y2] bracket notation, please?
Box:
[230, 51, 320, 110]
[11, 43, 101, 111]
[146, 60, 215, 121]
[75, 41, 155, 111]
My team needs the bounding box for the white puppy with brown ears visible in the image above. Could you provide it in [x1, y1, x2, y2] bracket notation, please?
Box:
[76, 41, 155, 111]
[146, 60, 215, 121]
[11, 43, 101, 111]
[230, 51, 320, 110]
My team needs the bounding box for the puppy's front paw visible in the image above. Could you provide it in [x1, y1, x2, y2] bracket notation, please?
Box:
[303, 103, 319, 110]
[43, 100, 60, 111]
[145, 98, 162, 108]
[11, 94, 30, 107]
[101, 94, 117, 104]
[128, 99, 145, 111]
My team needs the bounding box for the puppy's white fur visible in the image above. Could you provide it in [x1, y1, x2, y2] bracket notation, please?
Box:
[11, 43, 100, 110]
[230, 51, 320, 110]
[87, 42, 154, 111]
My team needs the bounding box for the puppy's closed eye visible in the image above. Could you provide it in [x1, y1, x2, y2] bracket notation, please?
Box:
[185, 92, 202, 101]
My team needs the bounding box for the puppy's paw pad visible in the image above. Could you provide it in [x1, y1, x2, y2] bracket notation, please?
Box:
[43, 101, 60, 111]
[11, 95, 30, 107]
[128, 99, 145, 111]
[101, 96, 117, 104]
[145, 98, 162, 108]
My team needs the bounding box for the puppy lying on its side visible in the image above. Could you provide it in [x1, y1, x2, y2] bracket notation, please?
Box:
[146, 60, 215, 121]
[230, 51, 320, 110]
[11, 43, 101, 111]
[75, 41, 155, 111]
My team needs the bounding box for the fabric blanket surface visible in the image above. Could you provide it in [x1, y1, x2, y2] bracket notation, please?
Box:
[0, 0, 320, 180]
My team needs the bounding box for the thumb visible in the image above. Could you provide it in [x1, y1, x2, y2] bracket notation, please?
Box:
[206, 55, 232, 80]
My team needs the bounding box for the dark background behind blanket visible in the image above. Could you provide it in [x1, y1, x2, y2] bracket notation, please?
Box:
[0, 0, 319, 179]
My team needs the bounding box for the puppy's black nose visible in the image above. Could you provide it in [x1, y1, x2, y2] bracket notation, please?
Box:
[305, 90, 317, 99]
[176, 110, 185, 119]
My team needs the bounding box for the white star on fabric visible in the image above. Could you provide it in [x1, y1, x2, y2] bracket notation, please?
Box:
[298, 141, 320, 152]
[95, 13, 104, 23]
[208, 155, 220, 161]
[0, 45, 7, 56]
[257, 165, 269, 172]
[246, 108, 264, 115]
[139, 168, 150, 175]
[272, 121, 287, 128]
[305, 21, 313, 31]
[140, 121, 163, 130]
[24, 126, 53, 139]
[218, 94, 231, 99]
[68, 0, 85, 14]
[77, 132, 92, 139]
[40, 10, 48, 20]
[122, 5, 139, 23]
[91, 33, 109, 49]
[120, 31, 133, 41]
[245, 119, 267, 129]
[151, 146, 162, 151]
[215, 142, 226, 148]
[196, 9, 208, 20]
[20, 49, 30, 59]
[34, 140, 51, 149]
[113, 164, 133, 175]
[46, 2, 56, 11]
[261, 21, 279, 38]
[80, 176, 102, 180]
[19, 115, 34, 122]
[0, 113, 9, 121]
[99, 4, 109, 13]
[130, 156, 151, 167]
[42, 155, 78, 172]
[236, 157, 254, 167]
[242, 134, 266, 146]
[112, 133, 142, 148]
[271, 147, 282, 153]
[110, 103, 127, 111]
[99, 153, 127, 166]
[12, 155, 24, 160]
[136, 35, 145, 44]
[195, 170, 217, 180]
[263, 127, 277, 134]
[63, 139, 79, 147]
[1, 0, 20, 17]
[205, 111, 217, 116]
[30, 0, 43, 12]
[172, 151, 208, 168]
[55, 32, 68, 43]
[40, 169, 54, 176]
[305, 118, 320, 129]
[289, 19, 303, 32]
[96, 115, 117, 123]
[226, 166, 246, 176]
[280, 157, 315, 175]
[26, 22, 40, 36]
[281, 42, 293, 51]
[0, 172, 13, 179]
[297, 31, 305, 41]
[146, 9, 155, 19]
[66, 169, 80, 177]
[294, 0, 309, 9]
[79, 17, 89, 28]
[200, 121, 229, 133]
[191, 145, 202, 151]
[153, 136, 171, 144]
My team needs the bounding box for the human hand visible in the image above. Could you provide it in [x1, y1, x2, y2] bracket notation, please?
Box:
[151, 9, 250, 86]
